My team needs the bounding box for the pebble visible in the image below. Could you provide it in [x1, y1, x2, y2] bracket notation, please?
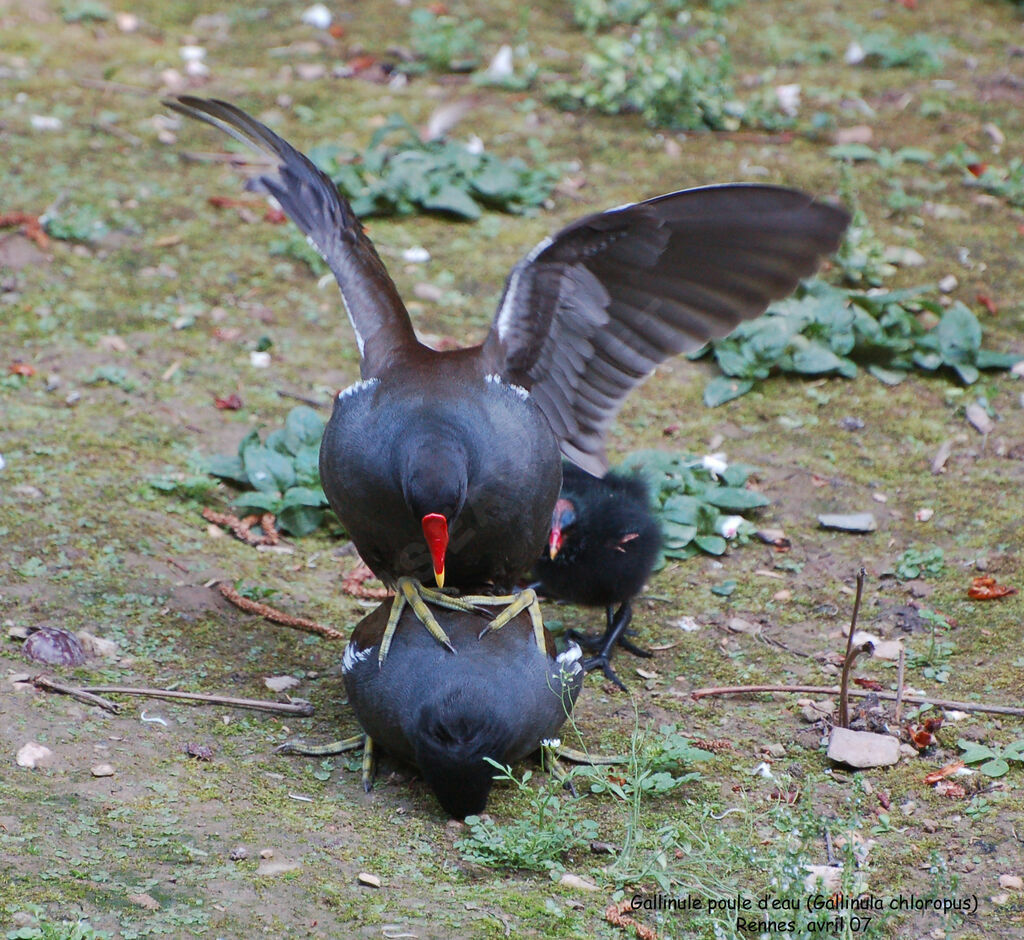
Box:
[358, 872, 382, 888]
[91, 763, 115, 777]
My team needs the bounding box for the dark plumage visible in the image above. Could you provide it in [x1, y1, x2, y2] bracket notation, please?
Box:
[533, 463, 661, 690]
[167, 96, 848, 655]
[342, 598, 583, 818]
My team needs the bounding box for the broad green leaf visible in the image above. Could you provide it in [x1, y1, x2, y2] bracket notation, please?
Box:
[975, 349, 1023, 370]
[1002, 740, 1024, 761]
[867, 364, 908, 385]
[284, 406, 325, 453]
[703, 486, 770, 511]
[278, 505, 324, 537]
[243, 446, 296, 494]
[232, 491, 283, 513]
[958, 739, 997, 763]
[423, 184, 482, 219]
[979, 757, 1009, 778]
[936, 302, 982, 363]
[282, 485, 328, 508]
[704, 376, 753, 407]
[695, 534, 727, 555]
[204, 454, 248, 485]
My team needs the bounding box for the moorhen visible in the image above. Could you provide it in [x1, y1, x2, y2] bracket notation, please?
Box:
[283, 597, 584, 818]
[533, 462, 661, 690]
[167, 97, 849, 659]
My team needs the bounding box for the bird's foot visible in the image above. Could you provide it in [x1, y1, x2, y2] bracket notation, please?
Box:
[462, 587, 546, 654]
[378, 577, 483, 665]
[540, 742, 627, 795]
[568, 627, 652, 659]
[276, 733, 376, 792]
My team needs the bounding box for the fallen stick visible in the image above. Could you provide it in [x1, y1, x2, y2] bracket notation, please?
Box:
[217, 581, 346, 641]
[33, 675, 314, 716]
[690, 684, 1024, 718]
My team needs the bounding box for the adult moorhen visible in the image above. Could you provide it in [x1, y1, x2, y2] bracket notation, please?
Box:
[167, 97, 849, 659]
[533, 462, 661, 690]
[282, 597, 584, 818]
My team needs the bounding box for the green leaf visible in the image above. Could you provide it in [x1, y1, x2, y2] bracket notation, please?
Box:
[1002, 740, 1024, 761]
[293, 444, 322, 487]
[978, 757, 1009, 778]
[422, 184, 482, 219]
[704, 376, 753, 407]
[695, 534, 727, 556]
[710, 578, 736, 596]
[936, 302, 982, 363]
[867, 364, 908, 386]
[703, 487, 770, 511]
[278, 505, 324, 536]
[204, 454, 248, 485]
[281, 485, 328, 508]
[284, 406, 326, 453]
[232, 491, 283, 513]
[950, 362, 979, 385]
[242, 446, 296, 494]
[975, 349, 1024, 370]
[958, 739, 997, 763]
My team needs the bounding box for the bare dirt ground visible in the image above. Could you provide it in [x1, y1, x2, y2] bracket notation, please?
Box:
[2, 1, 1024, 937]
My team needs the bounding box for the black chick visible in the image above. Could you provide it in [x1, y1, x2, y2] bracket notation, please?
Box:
[533, 462, 661, 690]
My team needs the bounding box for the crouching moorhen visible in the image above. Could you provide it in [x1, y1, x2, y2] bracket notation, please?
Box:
[533, 463, 661, 690]
[329, 597, 583, 818]
[167, 97, 849, 661]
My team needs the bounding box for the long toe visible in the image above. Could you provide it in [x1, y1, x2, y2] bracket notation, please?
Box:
[568, 627, 608, 653]
[583, 654, 628, 692]
[616, 635, 653, 658]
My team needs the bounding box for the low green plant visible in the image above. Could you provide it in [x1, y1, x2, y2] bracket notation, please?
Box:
[895, 545, 945, 580]
[4, 904, 110, 940]
[203, 406, 331, 536]
[692, 280, 1022, 405]
[828, 143, 935, 170]
[548, 13, 753, 131]
[456, 762, 598, 872]
[617, 449, 768, 564]
[848, 27, 948, 73]
[569, 0, 686, 33]
[406, 8, 484, 72]
[307, 115, 561, 220]
[958, 738, 1024, 778]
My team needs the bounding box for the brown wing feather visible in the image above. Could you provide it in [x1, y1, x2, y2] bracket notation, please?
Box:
[166, 96, 417, 372]
[485, 184, 849, 473]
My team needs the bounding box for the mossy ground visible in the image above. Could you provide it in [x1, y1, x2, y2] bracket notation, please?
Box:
[2, 0, 1023, 937]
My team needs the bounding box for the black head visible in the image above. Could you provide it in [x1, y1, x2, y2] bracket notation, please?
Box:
[411, 690, 513, 819]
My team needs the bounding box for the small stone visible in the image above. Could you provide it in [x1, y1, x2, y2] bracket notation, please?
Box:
[921, 818, 939, 833]
[301, 3, 333, 28]
[818, 512, 877, 532]
[229, 846, 249, 861]
[91, 763, 115, 777]
[259, 848, 274, 859]
[358, 872, 382, 888]
[264, 675, 300, 692]
[250, 350, 271, 368]
[558, 872, 599, 891]
[804, 865, 842, 892]
[127, 893, 160, 910]
[727, 617, 760, 635]
[938, 274, 958, 293]
[827, 727, 901, 769]
[999, 874, 1023, 891]
[915, 508, 934, 522]
[965, 403, 994, 435]
[16, 742, 53, 768]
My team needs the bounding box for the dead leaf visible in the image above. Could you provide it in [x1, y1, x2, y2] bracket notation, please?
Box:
[976, 293, 998, 315]
[852, 678, 883, 691]
[264, 675, 300, 693]
[967, 576, 1017, 600]
[965, 403, 994, 435]
[933, 780, 967, 799]
[924, 760, 965, 784]
[0, 212, 48, 248]
[8, 362, 35, 376]
[214, 393, 242, 410]
[342, 561, 390, 599]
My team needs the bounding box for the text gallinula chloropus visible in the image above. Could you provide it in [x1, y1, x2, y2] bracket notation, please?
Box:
[533, 463, 661, 690]
[283, 598, 584, 818]
[167, 97, 849, 659]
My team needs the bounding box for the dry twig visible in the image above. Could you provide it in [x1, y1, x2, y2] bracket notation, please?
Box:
[341, 561, 391, 599]
[32, 675, 313, 716]
[217, 581, 346, 641]
[202, 507, 279, 546]
[690, 684, 1024, 717]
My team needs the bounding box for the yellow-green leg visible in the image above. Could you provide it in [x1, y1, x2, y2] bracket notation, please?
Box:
[378, 577, 485, 665]
[276, 733, 377, 792]
[462, 588, 546, 653]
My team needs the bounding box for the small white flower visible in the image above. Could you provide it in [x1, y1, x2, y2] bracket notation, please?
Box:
[701, 452, 728, 477]
[751, 761, 774, 778]
[249, 351, 271, 369]
[179, 45, 206, 62]
[0, 453, 5, 471]
[844, 41, 866, 66]
[465, 135, 485, 155]
[485, 45, 515, 81]
[541, 738, 561, 749]
[301, 3, 332, 29]
[718, 515, 745, 539]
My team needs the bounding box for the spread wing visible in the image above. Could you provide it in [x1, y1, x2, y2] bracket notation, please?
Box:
[166, 96, 417, 371]
[483, 184, 849, 473]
